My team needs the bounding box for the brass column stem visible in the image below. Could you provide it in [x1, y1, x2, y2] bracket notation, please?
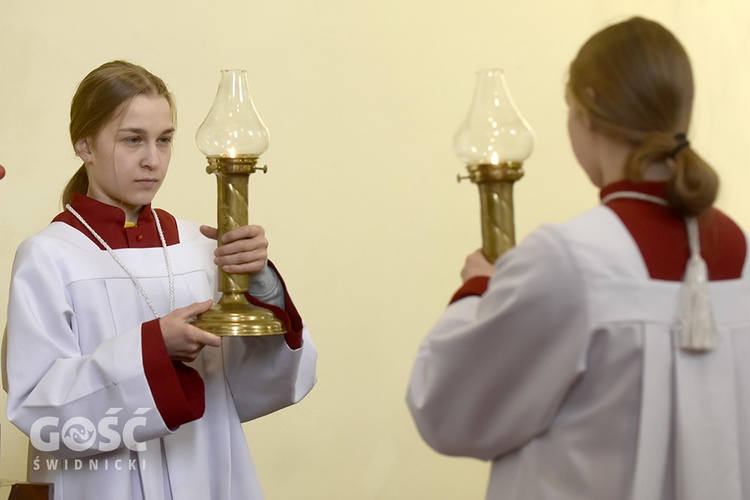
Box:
[465, 162, 524, 262]
[213, 158, 253, 295]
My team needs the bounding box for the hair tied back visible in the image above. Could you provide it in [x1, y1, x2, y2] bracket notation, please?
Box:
[670, 132, 690, 158]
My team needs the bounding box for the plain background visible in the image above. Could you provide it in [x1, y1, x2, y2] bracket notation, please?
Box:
[2, 0, 750, 498]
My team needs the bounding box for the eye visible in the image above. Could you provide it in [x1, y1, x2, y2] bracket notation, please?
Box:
[124, 137, 141, 145]
[158, 136, 173, 145]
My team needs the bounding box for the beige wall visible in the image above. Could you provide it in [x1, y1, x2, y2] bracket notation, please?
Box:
[1, 0, 749, 498]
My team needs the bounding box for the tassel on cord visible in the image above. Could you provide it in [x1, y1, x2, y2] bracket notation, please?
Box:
[675, 217, 717, 352]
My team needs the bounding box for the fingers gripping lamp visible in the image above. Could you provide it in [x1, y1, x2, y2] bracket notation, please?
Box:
[192, 70, 285, 336]
[455, 69, 534, 262]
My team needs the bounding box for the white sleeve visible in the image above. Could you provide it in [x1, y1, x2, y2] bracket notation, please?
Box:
[4, 238, 169, 458]
[407, 226, 591, 461]
[222, 328, 317, 422]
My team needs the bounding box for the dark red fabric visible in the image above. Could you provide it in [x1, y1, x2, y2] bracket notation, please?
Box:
[53, 193, 179, 249]
[141, 319, 205, 429]
[450, 276, 491, 304]
[601, 181, 745, 281]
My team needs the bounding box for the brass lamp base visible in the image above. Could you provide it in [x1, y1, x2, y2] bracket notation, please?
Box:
[191, 292, 286, 336]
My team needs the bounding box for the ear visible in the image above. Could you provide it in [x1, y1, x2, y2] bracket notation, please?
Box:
[580, 108, 594, 131]
[568, 92, 594, 131]
[75, 138, 94, 162]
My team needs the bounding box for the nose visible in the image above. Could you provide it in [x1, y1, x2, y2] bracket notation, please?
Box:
[141, 143, 163, 170]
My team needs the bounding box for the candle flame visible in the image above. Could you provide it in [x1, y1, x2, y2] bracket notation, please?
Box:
[490, 151, 500, 165]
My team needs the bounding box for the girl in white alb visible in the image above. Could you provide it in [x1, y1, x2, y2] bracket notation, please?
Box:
[5, 60, 317, 500]
[407, 17, 750, 500]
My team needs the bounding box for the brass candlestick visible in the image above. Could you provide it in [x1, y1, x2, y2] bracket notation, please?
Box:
[192, 69, 285, 336]
[190, 157, 285, 336]
[454, 69, 534, 261]
[460, 161, 524, 262]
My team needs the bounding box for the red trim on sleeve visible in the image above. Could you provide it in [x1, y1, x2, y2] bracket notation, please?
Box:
[450, 276, 490, 304]
[141, 319, 206, 429]
[245, 261, 304, 350]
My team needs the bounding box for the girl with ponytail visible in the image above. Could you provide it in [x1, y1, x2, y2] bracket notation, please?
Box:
[5, 60, 316, 500]
[408, 17, 750, 499]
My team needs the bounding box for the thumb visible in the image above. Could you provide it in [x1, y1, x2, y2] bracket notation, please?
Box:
[200, 225, 218, 240]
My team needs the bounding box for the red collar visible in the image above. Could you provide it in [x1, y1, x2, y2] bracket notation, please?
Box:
[53, 194, 179, 250]
[599, 180, 745, 281]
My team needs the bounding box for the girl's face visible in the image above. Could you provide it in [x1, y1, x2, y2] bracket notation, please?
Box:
[76, 95, 174, 221]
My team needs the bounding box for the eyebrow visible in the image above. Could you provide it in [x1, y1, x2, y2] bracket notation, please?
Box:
[118, 127, 176, 135]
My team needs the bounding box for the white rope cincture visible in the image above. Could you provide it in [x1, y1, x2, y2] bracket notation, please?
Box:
[66, 204, 175, 319]
[601, 191, 716, 353]
[675, 217, 717, 352]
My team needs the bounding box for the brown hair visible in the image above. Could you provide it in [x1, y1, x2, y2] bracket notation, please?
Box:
[63, 60, 175, 207]
[568, 17, 718, 216]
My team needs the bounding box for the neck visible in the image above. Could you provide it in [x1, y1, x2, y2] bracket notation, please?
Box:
[123, 209, 142, 224]
[597, 136, 633, 186]
[596, 135, 672, 185]
[642, 161, 671, 181]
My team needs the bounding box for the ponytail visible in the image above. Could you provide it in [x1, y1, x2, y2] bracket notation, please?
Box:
[626, 132, 718, 216]
[667, 146, 718, 216]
